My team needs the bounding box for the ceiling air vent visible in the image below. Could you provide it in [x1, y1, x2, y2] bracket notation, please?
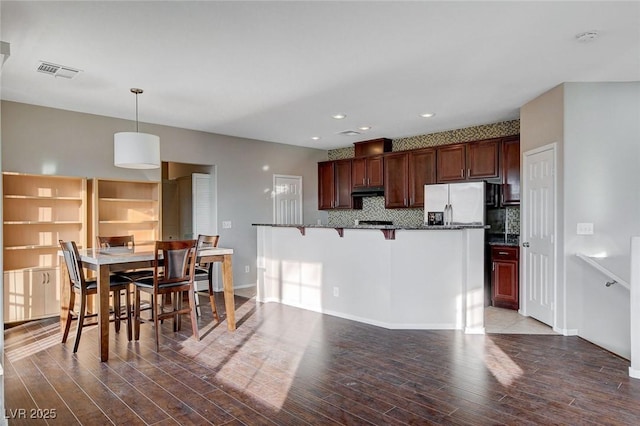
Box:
[338, 130, 361, 137]
[37, 61, 81, 79]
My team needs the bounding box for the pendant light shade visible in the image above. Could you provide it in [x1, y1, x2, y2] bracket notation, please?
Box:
[114, 132, 160, 169]
[114, 88, 160, 169]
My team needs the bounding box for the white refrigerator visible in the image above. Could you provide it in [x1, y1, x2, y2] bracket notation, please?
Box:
[424, 182, 485, 225]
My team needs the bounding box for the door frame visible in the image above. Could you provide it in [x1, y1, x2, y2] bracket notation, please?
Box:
[520, 142, 558, 329]
[273, 174, 303, 224]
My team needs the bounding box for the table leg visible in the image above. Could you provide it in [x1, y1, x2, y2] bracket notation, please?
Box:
[98, 265, 111, 361]
[222, 254, 236, 331]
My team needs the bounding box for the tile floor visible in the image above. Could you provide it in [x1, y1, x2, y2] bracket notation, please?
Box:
[234, 286, 556, 335]
[484, 305, 558, 334]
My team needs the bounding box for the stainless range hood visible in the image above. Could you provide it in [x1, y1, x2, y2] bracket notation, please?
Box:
[351, 186, 385, 197]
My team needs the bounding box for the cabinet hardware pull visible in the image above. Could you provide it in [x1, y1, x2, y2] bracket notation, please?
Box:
[460, 169, 464, 177]
[467, 169, 471, 177]
[492, 262, 495, 271]
[498, 251, 509, 255]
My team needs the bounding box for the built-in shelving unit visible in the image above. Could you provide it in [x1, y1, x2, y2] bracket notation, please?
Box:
[89, 178, 161, 246]
[3, 172, 87, 322]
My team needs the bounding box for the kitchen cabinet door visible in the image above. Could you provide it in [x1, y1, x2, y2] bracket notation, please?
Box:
[467, 138, 500, 180]
[334, 159, 356, 209]
[436, 144, 466, 182]
[502, 136, 520, 205]
[352, 155, 384, 189]
[318, 161, 335, 210]
[408, 148, 436, 207]
[491, 246, 519, 310]
[384, 153, 409, 208]
[318, 160, 358, 209]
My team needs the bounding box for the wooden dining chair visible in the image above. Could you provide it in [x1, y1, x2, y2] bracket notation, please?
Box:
[59, 240, 132, 353]
[194, 234, 220, 321]
[96, 235, 154, 281]
[131, 239, 200, 351]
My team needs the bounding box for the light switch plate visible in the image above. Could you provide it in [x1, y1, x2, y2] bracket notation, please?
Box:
[577, 223, 594, 235]
[222, 221, 232, 229]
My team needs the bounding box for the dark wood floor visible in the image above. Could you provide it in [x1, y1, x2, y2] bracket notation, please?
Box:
[5, 294, 640, 425]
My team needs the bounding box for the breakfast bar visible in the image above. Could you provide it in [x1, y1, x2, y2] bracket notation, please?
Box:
[255, 224, 486, 333]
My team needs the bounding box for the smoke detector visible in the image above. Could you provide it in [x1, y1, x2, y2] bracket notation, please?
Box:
[575, 31, 599, 42]
[36, 61, 81, 79]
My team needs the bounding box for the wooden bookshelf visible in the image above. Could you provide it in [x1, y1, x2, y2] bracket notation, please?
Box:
[3, 172, 87, 322]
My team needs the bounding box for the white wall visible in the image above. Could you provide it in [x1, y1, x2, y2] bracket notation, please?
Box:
[563, 82, 640, 357]
[1, 100, 329, 288]
[521, 82, 640, 358]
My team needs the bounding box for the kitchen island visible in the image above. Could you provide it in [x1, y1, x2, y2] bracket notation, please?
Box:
[254, 224, 486, 333]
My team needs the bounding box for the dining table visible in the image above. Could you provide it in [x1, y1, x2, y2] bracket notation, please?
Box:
[61, 244, 235, 361]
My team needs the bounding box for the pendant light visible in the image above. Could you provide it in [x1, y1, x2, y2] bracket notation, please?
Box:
[114, 88, 160, 169]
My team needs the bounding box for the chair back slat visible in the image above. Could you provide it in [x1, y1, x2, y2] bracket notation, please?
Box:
[97, 235, 135, 249]
[196, 234, 219, 250]
[59, 240, 86, 290]
[155, 240, 197, 286]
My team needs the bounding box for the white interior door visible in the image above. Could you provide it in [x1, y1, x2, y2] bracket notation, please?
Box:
[521, 144, 556, 326]
[192, 173, 214, 236]
[274, 175, 302, 225]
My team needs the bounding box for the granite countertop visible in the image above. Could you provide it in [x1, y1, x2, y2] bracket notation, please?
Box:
[253, 223, 489, 230]
[487, 234, 520, 247]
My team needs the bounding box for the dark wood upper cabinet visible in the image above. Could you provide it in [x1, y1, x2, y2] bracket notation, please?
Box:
[501, 136, 520, 205]
[317, 161, 334, 210]
[467, 138, 500, 180]
[436, 144, 466, 182]
[408, 148, 436, 207]
[436, 139, 500, 183]
[354, 138, 392, 157]
[318, 159, 361, 210]
[384, 152, 409, 208]
[352, 155, 384, 189]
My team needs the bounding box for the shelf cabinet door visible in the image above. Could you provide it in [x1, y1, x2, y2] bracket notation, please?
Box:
[384, 153, 409, 208]
[502, 136, 520, 205]
[491, 246, 519, 310]
[3, 268, 60, 322]
[467, 138, 500, 180]
[408, 148, 436, 207]
[437, 144, 466, 182]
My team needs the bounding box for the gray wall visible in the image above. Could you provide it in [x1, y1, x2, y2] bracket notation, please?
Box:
[1, 100, 329, 287]
[521, 82, 640, 358]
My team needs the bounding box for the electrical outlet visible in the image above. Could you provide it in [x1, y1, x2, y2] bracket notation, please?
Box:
[577, 223, 594, 235]
[333, 287, 339, 297]
[244, 265, 250, 273]
[222, 221, 232, 229]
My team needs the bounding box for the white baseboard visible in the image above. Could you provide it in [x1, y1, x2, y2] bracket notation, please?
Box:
[629, 366, 640, 379]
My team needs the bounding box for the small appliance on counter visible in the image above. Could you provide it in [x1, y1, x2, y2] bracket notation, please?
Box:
[424, 182, 486, 225]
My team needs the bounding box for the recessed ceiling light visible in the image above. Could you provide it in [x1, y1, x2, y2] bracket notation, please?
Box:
[311, 136, 321, 141]
[332, 114, 346, 119]
[420, 112, 435, 118]
[358, 126, 371, 131]
[576, 31, 599, 42]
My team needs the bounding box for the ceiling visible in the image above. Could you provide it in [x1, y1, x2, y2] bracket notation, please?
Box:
[1, 1, 639, 150]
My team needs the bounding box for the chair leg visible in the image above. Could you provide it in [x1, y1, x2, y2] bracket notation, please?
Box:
[174, 292, 181, 332]
[134, 288, 141, 341]
[188, 286, 200, 341]
[153, 294, 160, 352]
[73, 293, 87, 353]
[125, 285, 132, 342]
[114, 290, 121, 333]
[194, 288, 201, 317]
[208, 274, 219, 322]
[62, 290, 76, 344]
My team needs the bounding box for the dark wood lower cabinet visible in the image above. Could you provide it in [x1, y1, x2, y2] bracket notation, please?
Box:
[491, 245, 519, 310]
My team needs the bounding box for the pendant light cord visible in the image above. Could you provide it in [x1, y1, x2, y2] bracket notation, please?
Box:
[135, 91, 139, 133]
